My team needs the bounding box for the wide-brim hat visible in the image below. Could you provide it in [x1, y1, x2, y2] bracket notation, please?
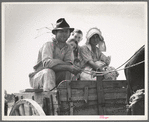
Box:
[52, 18, 74, 34]
[86, 27, 106, 52]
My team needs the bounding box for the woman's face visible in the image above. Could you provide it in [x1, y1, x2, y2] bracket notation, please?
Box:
[89, 34, 101, 46]
[69, 41, 77, 50]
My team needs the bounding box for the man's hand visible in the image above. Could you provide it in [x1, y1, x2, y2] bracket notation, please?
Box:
[69, 65, 82, 75]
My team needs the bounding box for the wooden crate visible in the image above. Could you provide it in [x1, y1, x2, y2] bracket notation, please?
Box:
[57, 76, 127, 115]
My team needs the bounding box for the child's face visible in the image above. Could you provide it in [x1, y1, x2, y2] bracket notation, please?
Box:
[72, 33, 83, 43]
[69, 41, 77, 51]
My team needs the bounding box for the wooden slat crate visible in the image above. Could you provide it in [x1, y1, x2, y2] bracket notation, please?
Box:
[57, 76, 127, 115]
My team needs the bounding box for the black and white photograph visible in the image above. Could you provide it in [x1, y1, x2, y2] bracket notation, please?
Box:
[2, 2, 148, 121]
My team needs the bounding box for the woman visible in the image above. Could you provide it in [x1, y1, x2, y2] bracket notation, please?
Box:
[79, 27, 119, 80]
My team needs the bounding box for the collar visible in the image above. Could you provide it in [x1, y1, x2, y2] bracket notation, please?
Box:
[86, 44, 92, 52]
[52, 37, 68, 49]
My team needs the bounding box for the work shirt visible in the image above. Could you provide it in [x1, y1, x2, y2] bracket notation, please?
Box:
[30, 38, 74, 77]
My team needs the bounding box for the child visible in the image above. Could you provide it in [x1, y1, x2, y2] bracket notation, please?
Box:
[67, 38, 82, 80]
[71, 29, 83, 44]
[70, 29, 83, 61]
[67, 38, 78, 53]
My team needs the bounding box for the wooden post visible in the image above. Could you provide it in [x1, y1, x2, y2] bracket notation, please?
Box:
[96, 76, 105, 115]
[67, 81, 73, 115]
[52, 90, 59, 115]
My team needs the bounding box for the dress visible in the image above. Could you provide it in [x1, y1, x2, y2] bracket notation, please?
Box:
[79, 44, 107, 69]
[29, 38, 74, 91]
[79, 44, 118, 80]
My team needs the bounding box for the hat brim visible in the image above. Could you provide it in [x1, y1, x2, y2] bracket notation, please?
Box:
[52, 28, 74, 34]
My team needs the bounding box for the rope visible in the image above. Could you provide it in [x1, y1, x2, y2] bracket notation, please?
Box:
[116, 45, 145, 70]
[76, 60, 145, 76]
[50, 60, 144, 91]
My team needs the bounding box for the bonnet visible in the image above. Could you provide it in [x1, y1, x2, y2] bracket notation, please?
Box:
[86, 27, 106, 52]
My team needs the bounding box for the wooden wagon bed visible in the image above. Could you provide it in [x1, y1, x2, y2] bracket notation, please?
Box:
[57, 77, 127, 115]
[10, 77, 127, 115]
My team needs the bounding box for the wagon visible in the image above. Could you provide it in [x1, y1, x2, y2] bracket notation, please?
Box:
[9, 76, 127, 116]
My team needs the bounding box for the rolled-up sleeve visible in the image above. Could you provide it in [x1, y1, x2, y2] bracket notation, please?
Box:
[80, 46, 93, 64]
[42, 42, 64, 68]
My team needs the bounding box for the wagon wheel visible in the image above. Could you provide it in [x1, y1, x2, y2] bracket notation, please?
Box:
[9, 99, 46, 116]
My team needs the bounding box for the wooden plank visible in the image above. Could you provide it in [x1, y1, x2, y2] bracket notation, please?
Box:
[34, 92, 52, 106]
[60, 101, 98, 115]
[60, 102, 126, 115]
[50, 90, 59, 115]
[67, 81, 71, 101]
[103, 80, 127, 88]
[66, 81, 74, 115]
[59, 99, 126, 115]
[105, 99, 126, 105]
[84, 87, 88, 103]
[104, 93, 127, 99]
[96, 76, 104, 114]
[60, 99, 126, 110]
[58, 88, 126, 97]
[59, 93, 97, 101]
[14, 93, 34, 99]
[50, 95, 54, 115]
[59, 92, 126, 101]
[73, 105, 98, 115]
[104, 88, 127, 93]
[19, 89, 43, 93]
[105, 106, 126, 115]
[57, 80, 127, 89]
[57, 80, 97, 89]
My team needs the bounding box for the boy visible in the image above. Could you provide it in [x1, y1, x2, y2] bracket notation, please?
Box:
[71, 29, 83, 44]
[70, 29, 83, 60]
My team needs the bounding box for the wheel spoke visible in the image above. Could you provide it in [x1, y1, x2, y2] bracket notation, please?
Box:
[29, 106, 33, 115]
[15, 109, 20, 116]
[9, 99, 46, 116]
[20, 104, 25, 116]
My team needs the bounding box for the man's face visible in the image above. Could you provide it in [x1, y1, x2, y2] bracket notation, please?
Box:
[72, 33, 83, 43]
[56, 29, 70, 42]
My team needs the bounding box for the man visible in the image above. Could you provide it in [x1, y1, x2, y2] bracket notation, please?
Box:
[29, 18, 81, 91]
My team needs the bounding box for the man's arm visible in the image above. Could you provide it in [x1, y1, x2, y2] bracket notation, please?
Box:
[41, 42, 71, 68]
[52, 64, 81, 75]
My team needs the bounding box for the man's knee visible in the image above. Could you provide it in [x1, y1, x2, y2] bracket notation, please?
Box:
[56, 71, 71, 85]
[30, 68, 55, 89]
[42, 68, 55, 75]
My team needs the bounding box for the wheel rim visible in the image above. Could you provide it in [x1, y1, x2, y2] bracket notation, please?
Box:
[9, 99, 46, 116]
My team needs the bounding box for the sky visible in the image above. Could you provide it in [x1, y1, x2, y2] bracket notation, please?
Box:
[2, 2, 147, 94]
